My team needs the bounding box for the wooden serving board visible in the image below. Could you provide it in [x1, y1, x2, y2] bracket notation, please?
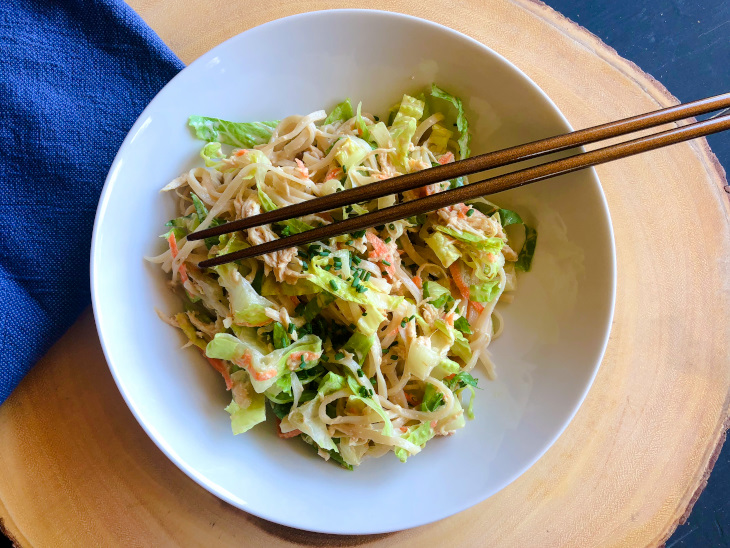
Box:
[1, 0, 729, 546]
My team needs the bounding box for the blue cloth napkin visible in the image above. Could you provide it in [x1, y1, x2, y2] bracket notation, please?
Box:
[0, 1, 183, 403]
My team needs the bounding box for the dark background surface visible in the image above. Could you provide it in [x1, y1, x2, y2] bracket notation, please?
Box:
[1, 1, 728, 546]
[545, 1, 730, 547]
[547, 0, 729, 172]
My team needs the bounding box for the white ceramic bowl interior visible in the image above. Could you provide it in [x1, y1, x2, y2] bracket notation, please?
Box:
[91, 9, 615, 535]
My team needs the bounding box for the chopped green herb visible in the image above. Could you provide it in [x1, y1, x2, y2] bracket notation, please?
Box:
[335, 352, 345, 360]
[381, 260, 391, 266]
[251, 268, 264, 294]
[329, 280, 339, 291]
[443, 372, 479, 391]
[356, 368, 364, 377]
[515, 225, 538, 272]
[497, 208, 523, 227]
[466, 208, 475, 217]
[390, 354, 398, 360]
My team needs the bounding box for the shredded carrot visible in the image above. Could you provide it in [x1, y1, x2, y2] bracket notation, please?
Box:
[400, 426, 409, 433]
[276, 418, 302, 439]
[289, 296, 300, 305]
[295, 158, 309, 179]
[366, 232, 396, 277]
[470, 301, 485, 314]
[430, 420, 438, 428]
[253, 369, 277, 381]
[234, 149, 247, 157]
[444, 312, 455, 327]
[438, 151, 454, 165]
[449, 262, 470, 302]
[411, 275, 422, 289]
[199, 351, 233, 390]
[178, 264, 189, 284]
[167, 232, 179, 257]
[234, 353, 277, 381]
[167, 232, 188, 283]
[324, 167, 342, 181]
[366, 231, 390, 256]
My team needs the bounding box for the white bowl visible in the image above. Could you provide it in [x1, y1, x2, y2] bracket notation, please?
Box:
[91, 9, 615, 534]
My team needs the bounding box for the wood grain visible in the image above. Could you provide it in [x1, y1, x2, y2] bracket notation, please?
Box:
[1, 0, 728, 546]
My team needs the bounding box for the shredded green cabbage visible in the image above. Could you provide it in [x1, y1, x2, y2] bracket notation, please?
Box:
[152, 85, 538, 468]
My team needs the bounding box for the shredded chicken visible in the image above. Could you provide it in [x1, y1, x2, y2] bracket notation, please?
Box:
[437, 204, 501, 238]
[420, 303, 439, 324]
[148, 89, 534, 469]
[241, 197, 301, 283]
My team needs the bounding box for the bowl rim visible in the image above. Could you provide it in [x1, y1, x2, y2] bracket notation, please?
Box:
[90, 8, 616, 534]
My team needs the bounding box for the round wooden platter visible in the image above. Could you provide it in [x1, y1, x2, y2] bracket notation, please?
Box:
[2, 0, 729, 546]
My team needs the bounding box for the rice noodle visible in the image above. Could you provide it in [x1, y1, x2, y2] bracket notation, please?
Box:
[149, 93, 532, 468]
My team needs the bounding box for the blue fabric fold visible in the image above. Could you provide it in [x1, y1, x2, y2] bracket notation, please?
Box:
[0, 0, 183, 403]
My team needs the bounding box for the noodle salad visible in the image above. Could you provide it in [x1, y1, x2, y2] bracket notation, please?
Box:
[148, 85, 537, 469]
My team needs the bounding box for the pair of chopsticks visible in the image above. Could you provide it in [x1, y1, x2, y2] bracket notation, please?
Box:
[193, 93, 730, 268]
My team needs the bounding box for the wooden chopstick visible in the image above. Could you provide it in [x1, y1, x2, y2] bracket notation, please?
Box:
[199, 113, 730, 267]
[188, 93, 730, 243]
